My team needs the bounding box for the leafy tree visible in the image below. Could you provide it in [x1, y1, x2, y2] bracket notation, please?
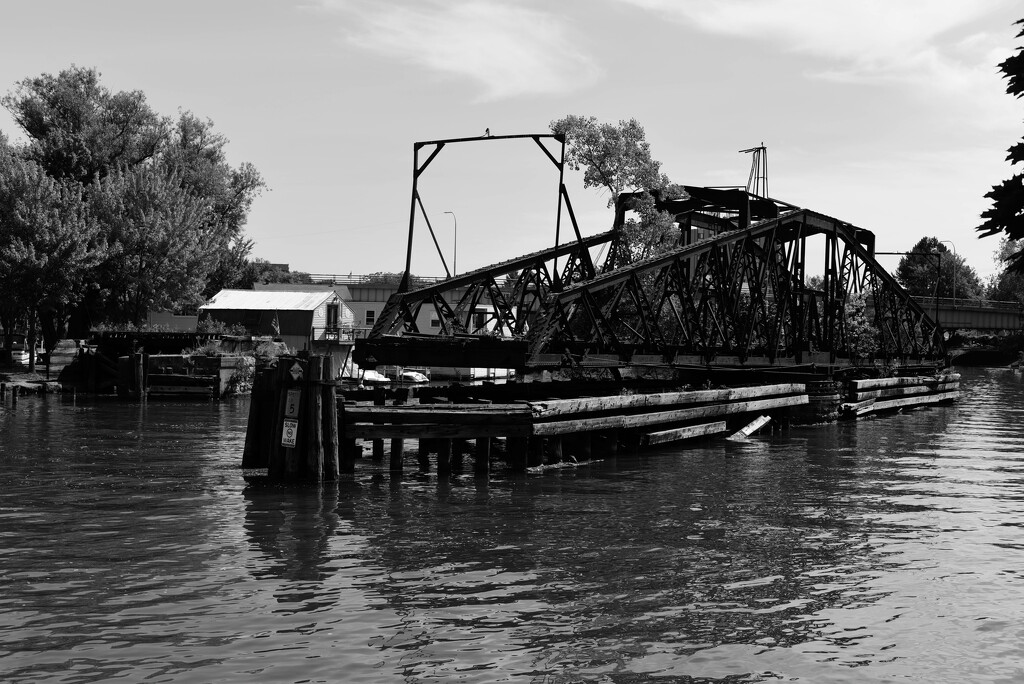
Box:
[551, 115, 668, 208]
[896, 237, 983, 300]
[619, 185, 688, 263]
[163, 112, 265, 297]
[88, 165, 217, 324]
[2, 66, 266, 328]
[0, 147, 104, 370]
[551, 115, 678, 265]
[978, 19, 1024, 270]
[987, 237, 1024, 301]
[1, 66, 167, 184]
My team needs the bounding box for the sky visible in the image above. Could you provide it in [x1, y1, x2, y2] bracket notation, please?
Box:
[1, 0, 1022, 281]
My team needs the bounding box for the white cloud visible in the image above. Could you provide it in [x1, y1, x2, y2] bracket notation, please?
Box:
[312, 0, 601, 100]
[616, 0, 1013, 89]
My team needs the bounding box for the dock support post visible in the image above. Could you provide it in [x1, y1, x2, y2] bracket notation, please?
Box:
[546, 437, 563, 465]
[474, 437, 491, 478]
[451, 439, 466, 471]
[437, 439, 452, 476]
[390, 388, 408, 473]
[507, 436, 528, 472]
[371, 387, 386, 461]
[527, 436, 545, 468]
[417, 439, 432, 471]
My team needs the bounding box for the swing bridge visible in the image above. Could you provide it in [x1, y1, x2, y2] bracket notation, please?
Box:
[353, 133, 948, 377]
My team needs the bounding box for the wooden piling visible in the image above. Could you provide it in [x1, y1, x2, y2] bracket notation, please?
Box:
[241, 368, 267, 469]
[390, 388, 408, 473]
[527, 436, 545, 467]
[507, 436, 528, 472]
[474, 437, 491, 477]
[322, 358, 340, 480]
[437, 439, 453, 476]
[305, 356, 325, 480]
[417, 439, 432, 471]
[372, 386, 386, 461]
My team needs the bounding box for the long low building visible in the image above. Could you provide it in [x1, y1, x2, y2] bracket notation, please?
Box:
[200, 289, 355, 374]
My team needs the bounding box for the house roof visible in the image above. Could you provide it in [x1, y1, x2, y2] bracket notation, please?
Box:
[200, 289, 342, 312]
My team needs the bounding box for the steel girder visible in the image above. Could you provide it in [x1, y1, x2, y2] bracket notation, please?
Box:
[351, 230, 620, 370]
[525, 209, 944, 368]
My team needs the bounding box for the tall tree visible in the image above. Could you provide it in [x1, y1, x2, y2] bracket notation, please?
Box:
[163, 112, 265, 298]
[551, 115, 667, 209]
[896, 237, 983, 300]
[88, 165, 217, 325]
[2, 66, 266, 327]
[550, 115, 678, 264]
[977, 19, 1024, 270]
[1, 66, 167, 185]
[0, 147, 104, 370]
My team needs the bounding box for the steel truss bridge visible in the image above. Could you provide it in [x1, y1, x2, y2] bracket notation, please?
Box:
[354, 134, 945, 376]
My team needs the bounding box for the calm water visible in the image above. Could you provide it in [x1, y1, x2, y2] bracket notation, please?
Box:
[2, 367, 1023, 683]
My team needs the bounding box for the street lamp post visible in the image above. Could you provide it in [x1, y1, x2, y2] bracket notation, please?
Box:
[444, 211, 457, 276]
[940, 240, 957, 306]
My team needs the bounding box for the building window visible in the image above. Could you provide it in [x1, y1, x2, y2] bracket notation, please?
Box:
[430, 317, 441, 329]
[326, 303, 339, 329]
[365, 309, 376, 326]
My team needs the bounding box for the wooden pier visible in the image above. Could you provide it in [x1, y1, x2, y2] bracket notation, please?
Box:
[240, 354, 963, 483]
[337, 382, 809, 475]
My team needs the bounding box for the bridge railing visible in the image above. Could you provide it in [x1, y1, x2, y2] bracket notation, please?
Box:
[913, 296, 1023, 311]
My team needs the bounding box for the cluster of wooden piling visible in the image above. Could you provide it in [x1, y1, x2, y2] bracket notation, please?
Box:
[242, 355, 340, 481]
[340, 383, 809, 475]
[840, 372, 960, 417]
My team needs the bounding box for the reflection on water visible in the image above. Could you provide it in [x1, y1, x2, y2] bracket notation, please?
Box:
[2, 369, 1024, 682]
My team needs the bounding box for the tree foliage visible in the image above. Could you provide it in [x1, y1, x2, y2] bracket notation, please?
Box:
[551, 115, 679, 265]
[88, 166, 218, 324]
[987, 237, 1024, 301]
[977, 19, 1024, 271]
[1, 66, 166, 184]
[551, 115, 667, 208]
[0, 145, 104, 368]
[1, 65, 266, 330]
[896, 237, 983, 300]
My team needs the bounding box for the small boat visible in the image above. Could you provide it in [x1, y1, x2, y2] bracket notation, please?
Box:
[361, 369, 391, 384]
[399, 370, 429, 383]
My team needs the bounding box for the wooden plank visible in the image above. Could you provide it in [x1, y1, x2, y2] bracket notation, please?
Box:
[728, 415, 771, 439]
[532, 394, 809, 436]
[642, 421, 728, 446]
[343, 406, 532, 426]
[858, 390, 960, 415]
[148, 386, 213, 395]
[851, 376, 926, 390]
[528, 383, 807, 418]
[850, 374, 957, 391]
[841, 397, 876, 415]
[348, 402, 528, 413]
[346, 422, 532, 439]
[853, 386, 927, 401]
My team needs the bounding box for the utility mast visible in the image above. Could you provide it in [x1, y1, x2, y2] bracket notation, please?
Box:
[740, 144, 768, 198]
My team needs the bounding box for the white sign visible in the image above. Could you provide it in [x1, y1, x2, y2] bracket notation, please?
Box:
[285, 389, 301, 418]
[289, 362, 304, 381]
[281, 418, 299, 448]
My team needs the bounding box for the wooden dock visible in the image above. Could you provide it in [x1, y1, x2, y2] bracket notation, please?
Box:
[339, 383, 809, 475]
[840, 373, 960, 417]
[241, 355, 963, 483]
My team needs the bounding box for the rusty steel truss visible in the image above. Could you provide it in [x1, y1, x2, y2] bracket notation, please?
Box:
[354, 136, 945, 373]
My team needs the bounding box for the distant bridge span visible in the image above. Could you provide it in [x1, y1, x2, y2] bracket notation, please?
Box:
[913, 297, 1024, 331]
